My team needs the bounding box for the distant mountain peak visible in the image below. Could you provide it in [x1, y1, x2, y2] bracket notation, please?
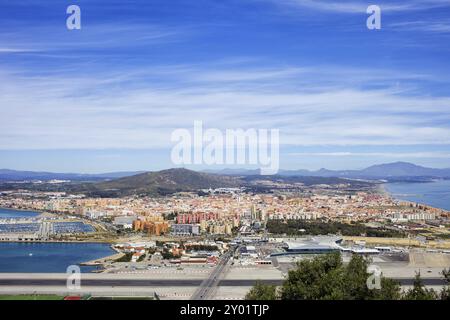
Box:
[367, 161, 423, 168]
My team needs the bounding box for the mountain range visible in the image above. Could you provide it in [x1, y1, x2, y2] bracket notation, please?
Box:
[78, 168, 371, 197]
[0, 169, 144, 181]
[207, 162, 450, 179]
[1, 162, 449, 185]
[0, 168, 369, 197]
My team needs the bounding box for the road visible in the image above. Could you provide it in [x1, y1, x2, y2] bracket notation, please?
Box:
[190, 248, 235, 300]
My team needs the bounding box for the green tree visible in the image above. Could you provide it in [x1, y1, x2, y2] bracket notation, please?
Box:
[342, 254, 373, 300]
[277, 252, 403, 300]
[403, 272, 438, 300]
[280, 252, 344, 300]
[245, 281, 278, 300]
[115, 252, 133, 262]
[440, 268, 450, 300]
[372, 278, 402, 300]
[247, 252, 443, 300]
[137, 254, 146, 262]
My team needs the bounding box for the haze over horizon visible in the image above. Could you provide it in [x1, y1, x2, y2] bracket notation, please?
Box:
[1, 161, 450, 176]
[1, 0, 450, 172]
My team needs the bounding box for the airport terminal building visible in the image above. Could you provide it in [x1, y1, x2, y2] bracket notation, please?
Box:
[270, 236, 382, 257]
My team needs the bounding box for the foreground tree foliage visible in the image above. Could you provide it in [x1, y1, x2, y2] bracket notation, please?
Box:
[281, 252, 345, 299]
[440, 269, 450, 300]
[246, 252, 447, 300]
[245, 281, 278, 300]
[403, 273, 438, 300]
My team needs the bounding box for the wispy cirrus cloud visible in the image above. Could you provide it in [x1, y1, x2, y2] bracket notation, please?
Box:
[0, 48, 39, 53]
[0, 23, 183, 55]
[390, 20, 450, 33]
[1, 60, 450, 150]
[267, 0, 450, 13]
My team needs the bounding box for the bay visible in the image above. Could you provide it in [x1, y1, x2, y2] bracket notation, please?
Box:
[0, 242, 114, 273]
[384, 179, 450, 211]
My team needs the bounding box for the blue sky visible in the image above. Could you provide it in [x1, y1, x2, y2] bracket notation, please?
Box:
[1, 0, 450, 173]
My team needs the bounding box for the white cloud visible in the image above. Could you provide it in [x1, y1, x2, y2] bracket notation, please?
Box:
[0, 23, 182, 54]
[0, 48, 38, 53]
[1, 61, 450, 150]
[189, 68, 307, 82]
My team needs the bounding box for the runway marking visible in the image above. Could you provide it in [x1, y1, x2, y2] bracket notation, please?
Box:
[117, 270, 210, 274]
[159, 294, 191, 298]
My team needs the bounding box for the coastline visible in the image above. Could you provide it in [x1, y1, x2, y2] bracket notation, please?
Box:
[0, 206, 42, 213]
[380, 182, 450, 213]
[0, 239, 115, 244]
[376, 183, 389, 196]
[80, 248, 124, 267]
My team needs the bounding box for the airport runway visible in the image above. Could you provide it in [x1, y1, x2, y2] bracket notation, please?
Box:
[0, 278, 446, 287]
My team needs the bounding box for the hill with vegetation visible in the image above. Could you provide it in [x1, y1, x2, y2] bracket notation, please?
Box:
[83, 168, 241, 197]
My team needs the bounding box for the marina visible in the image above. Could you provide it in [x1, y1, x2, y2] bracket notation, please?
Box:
[0, 207, 96, 242]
